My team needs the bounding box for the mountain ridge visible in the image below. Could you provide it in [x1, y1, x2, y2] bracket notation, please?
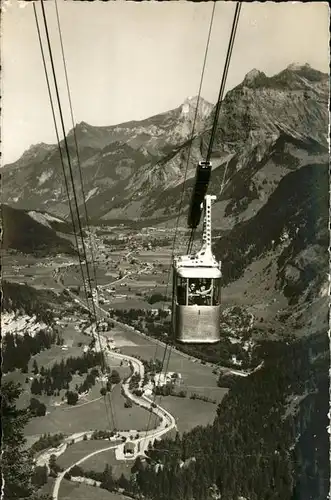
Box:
[1, 204, 76, 257]
[2, 64, 328, 227]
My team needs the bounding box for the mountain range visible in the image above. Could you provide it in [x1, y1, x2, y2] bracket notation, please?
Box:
[2, 63, 328, 228]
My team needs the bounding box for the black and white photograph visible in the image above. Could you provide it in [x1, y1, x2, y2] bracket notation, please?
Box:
[1, 2, 330, 500]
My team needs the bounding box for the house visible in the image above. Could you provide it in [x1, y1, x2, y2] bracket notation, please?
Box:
[124, 442, 135, 456]
[154, 372, 182, 387]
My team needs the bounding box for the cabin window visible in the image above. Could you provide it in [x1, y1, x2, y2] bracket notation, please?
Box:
[176, 277, 188, 305]
[188, 278, 213, 306]
[212, 278, 221, 306]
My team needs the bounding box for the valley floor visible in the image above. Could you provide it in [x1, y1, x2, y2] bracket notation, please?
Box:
[4, 227, 319, 500]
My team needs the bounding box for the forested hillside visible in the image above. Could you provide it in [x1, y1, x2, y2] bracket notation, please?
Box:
[128, 335, 329, 500]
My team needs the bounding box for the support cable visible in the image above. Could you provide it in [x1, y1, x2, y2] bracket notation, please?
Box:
[33, 2, 90, 314]
[37, 0, 114, 431]
[53, 0, 117, 431]
[187, 1, 242, 258]
[54, 0, 100, 292]
[39, 0, 99, 335]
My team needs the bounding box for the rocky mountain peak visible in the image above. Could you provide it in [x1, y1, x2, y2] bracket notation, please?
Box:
[286, 62, 311, 72]
[24, 142, 53, 154]
[243, 68, 266, 85]
[286, 62, 327, 83]
[69, 121, 93, 136]
[76, 120, 91, 130]
[180, 95, 213, 120]
[17, 142, 55, 166]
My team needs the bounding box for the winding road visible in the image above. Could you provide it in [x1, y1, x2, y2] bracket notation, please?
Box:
[51, 344, 176, 500]
[52, 444, 118, 500]
[49, 279, 176, 500]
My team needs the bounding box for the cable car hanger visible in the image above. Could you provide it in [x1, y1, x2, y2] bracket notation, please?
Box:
[171, 2, 242, 345]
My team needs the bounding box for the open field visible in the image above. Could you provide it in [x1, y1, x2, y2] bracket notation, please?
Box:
[59, 479, 130, 500]
[82, 448, 133, 479]
[56, 320, 90, 347]
[57, 440, 123, 469]
[2, 253, 71, 290]
[24, 384, 159, 436]
[5, 314, 110, 411]
[147, 343, 223, 388]
[61, 265, 116, 288]
[152, 395, 223, 433]
[106, 327, 221, 389]
[135, 250, 172, 265]
[107, 298, 155, 310]
[3, 321, 93, 409]
[31, 344, 84, 370]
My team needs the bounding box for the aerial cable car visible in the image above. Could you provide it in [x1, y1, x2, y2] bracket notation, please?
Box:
[172, 161, 222, 344]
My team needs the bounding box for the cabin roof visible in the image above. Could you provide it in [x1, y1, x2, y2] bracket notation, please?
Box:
[176, 267, 222, 278]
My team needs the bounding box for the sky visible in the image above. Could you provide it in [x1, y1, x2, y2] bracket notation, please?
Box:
[1, 0, 330, 165]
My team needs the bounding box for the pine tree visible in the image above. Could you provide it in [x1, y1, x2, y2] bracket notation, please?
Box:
[131, 456, 145, 475]
[2, 381, 34, 499]
[48, 454, 61, 475]
[31, 378, 42, 395]
[32, 465, 48, 487]
[110, 369, 121, 385]
[117, 473, 130, 490]
[101, 463, 114, 491]
[32, 359, 39, 375]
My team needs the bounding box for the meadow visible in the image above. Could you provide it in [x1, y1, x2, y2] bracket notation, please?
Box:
[57, 440, 122, 469]
[106, 327, 222, 389]
[24, 384, 159, 436]
[2, 253, 70, 291]
[81, 449, 133, 479]
[152, 396, 223, 433]
[59, 479, 130, 500]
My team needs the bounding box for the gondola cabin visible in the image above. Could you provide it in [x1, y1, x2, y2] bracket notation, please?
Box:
[172, 265, 221, 343]
[172, 194, 222, 344]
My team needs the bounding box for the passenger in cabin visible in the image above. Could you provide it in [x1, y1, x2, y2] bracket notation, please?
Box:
[188, 285, 196, 305]
[188, 279, 212, 305]
[196, 283, 212, 305]
[198, 283, 212, 295]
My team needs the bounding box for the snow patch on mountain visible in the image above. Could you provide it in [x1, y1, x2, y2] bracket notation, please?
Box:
[38, 170, 53, 186]
[28, 211, 63, 228]
[86, 187, 99, 201]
